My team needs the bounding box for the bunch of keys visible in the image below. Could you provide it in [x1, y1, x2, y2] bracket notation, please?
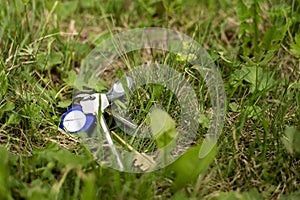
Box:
[59, 76, 134, 170]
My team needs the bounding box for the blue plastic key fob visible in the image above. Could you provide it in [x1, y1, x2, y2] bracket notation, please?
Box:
[59, 105, 96, 133]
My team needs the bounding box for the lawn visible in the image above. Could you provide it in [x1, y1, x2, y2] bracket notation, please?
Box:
[0, 0, 300, 199]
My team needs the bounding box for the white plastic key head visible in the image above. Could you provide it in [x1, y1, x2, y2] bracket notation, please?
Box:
[80, 93, 100, 115]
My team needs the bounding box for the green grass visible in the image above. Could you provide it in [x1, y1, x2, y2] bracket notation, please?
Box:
[1, 0, 300, 199]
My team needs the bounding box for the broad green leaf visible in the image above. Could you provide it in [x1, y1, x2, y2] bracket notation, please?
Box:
[232, 67, 274, 93]
[57, 99, 72, 108]
[0, 101, 15, 119]
[73, 43, 91, 58]
[57, 1, 78, 20]
[198, 138, 217, 159]
[1, 99, 14, 111]
[246, 105, 261, 120]
[149, 108, 177, 148]
[73, 75, 85, 91]
[0, 146, 13, 200]
[87, 77, 107, 93]
[282, 127, 295, 154]
[261, 19, 289, 51]
[261, 27, 276, 50]
[199, 113, 210, 129]
[229, 102, 239, 112]
[236, 0, 250, 22]
[290, 34, 300, 58]
[3, 101, 15, 112]
[81, 174, 96, 200]
[281, 126, 300, 155]
[7, 113, 20, 125]
[37, 52, 63, 71]
[166, 141, 217, 190]
[63, 70, 77, 87]
[47, 53, 63, 68]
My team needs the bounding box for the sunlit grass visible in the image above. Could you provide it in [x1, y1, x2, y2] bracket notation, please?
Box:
[0, 0, 299, 199]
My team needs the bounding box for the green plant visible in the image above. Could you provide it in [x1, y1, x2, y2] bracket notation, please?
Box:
[0, 0, 299, 199]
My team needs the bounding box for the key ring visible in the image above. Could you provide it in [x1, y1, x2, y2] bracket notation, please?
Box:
[59, 76, 133, 170]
